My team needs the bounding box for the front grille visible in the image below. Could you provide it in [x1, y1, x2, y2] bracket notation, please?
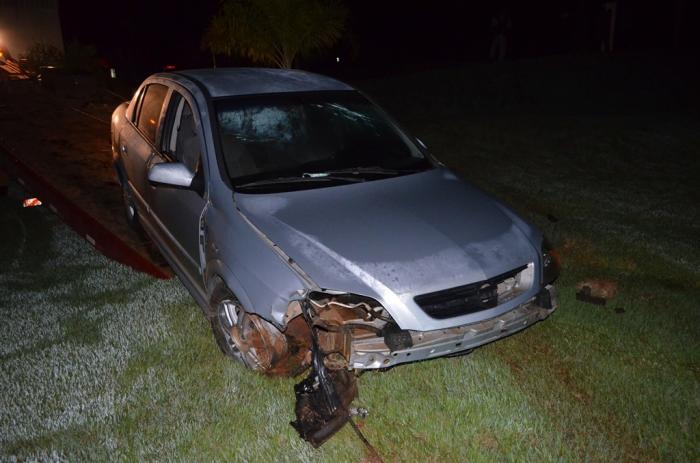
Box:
[414, 265, 531, 319]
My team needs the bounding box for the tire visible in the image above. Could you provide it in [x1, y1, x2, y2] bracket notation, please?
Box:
[208, 282, 248, 365]
[121, 179, 141, 232]
[207, 280, 292, 373]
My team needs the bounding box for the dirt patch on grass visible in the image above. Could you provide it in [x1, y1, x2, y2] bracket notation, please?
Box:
[475, 430, 500, 451]
[490, 333, 662, 461]
[498, 339, 591, 404]
[553, 364, 591, 404]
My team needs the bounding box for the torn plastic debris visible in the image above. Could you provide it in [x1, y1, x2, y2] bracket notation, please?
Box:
[575, 279, 618, 306]
[290, 298, 359, 447]
[576, 286, 606, 305]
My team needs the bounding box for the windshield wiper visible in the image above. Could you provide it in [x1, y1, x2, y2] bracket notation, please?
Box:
[236, 175, 365, 189]
[303, 166, 422, 178]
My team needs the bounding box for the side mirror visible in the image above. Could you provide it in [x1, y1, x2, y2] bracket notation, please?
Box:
[148, 162, 194, 189]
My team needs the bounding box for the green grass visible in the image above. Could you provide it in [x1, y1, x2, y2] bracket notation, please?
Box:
[2, 66, 699, 461]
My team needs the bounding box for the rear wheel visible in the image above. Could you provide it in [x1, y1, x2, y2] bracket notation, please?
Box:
[121, 179, 141, 231]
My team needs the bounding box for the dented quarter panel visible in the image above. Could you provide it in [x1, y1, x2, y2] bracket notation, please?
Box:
[204, 195, 310, 326]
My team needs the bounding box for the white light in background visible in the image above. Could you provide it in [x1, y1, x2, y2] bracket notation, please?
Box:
[110, 68, 117, 79]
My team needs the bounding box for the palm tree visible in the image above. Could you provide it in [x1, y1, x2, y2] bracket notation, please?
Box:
[203, 0, 348, 69]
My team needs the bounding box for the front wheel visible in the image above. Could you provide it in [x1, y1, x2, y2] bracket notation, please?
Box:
[209, 287, 246, 363]
[208, 282, 291, 373]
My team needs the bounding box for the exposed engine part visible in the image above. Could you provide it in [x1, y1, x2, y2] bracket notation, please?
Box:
[229, 290, 392, 380]
[308, 291, 391, 322]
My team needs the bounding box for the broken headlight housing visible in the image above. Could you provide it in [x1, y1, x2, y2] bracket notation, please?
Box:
[541, 237, 560, 285]
[306, 291, 392, 323]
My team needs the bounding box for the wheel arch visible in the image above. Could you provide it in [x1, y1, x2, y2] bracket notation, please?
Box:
[113, 156, 127, 186]
[204, 259, 255, 314]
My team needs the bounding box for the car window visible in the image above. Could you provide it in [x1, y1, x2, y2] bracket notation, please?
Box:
[127, 87, 144, 122]
[136, 83, 168, 145]
[163, 92, 201, 173]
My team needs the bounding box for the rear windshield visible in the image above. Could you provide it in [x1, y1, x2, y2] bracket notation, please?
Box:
[215, 91, 432, 186]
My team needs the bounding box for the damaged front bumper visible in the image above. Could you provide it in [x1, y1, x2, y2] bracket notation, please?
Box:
[350, 285, 558, 369]
[289, 285, 557, 447]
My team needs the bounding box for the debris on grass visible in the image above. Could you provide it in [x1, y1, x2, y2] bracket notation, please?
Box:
[576, 286, 607, 305]
[575, 278, 619, 306]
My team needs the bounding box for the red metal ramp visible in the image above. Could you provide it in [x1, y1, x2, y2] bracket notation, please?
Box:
[0, 59, 30, 80]
[0, 143, 171, 279]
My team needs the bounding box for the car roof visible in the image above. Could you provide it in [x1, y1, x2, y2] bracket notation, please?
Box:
[162, 67, 354, 99]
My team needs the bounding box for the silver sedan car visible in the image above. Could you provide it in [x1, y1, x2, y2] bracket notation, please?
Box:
[111, 68, 559, 445]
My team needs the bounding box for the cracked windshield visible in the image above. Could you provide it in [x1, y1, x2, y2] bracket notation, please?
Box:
[216, 93, 432, 188]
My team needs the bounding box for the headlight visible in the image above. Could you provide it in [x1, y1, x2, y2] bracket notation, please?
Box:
[542, 237, 560, 285]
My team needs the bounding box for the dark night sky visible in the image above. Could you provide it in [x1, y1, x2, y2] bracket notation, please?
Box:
[58, 0, 699, 81]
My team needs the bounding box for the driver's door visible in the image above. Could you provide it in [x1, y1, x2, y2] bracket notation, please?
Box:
[147, 89, 207, 283]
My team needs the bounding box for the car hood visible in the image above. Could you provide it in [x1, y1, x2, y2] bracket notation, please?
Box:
[235, 168, 542, 331]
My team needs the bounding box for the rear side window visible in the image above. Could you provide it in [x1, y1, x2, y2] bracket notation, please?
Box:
[137, 84, 168, 144]
[127, 88, 142, 122]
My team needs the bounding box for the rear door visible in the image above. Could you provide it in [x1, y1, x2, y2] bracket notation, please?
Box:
[147, 89, 207, 282]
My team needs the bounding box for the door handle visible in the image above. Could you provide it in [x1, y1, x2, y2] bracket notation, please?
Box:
[120, 145, 128, 156]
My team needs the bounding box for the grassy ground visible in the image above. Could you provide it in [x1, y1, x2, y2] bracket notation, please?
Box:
[1, 63, 699, 461]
